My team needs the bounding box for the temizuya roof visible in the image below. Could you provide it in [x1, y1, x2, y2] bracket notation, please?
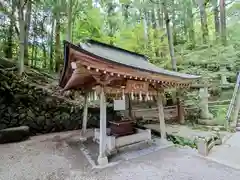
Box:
[59, 39, 200, 91]
[79, 40, 199, 79]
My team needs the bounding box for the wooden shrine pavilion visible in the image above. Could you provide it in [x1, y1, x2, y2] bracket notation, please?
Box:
[59, 39, 200, 165]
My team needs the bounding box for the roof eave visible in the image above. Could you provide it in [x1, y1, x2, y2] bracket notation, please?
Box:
[78, 40, 201, 81]
[59, 41, 201, 89]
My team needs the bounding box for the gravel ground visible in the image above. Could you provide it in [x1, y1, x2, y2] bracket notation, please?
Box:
[83, 147, 240, 180]
[1, 132, 240, 180]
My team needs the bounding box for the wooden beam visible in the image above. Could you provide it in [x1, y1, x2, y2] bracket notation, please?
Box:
[92, 74, 120, 86]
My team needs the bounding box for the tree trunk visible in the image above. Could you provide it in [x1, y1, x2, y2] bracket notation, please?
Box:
[156, 3, 165, 57]
[5, 0, 15, 59]
[49, 15, 55, 71]
[31, 27, 35, 67]
[41, 16, 47, 68]
[66, 0, 72, 41]
[24, 0, 32, 65]
[54, 16, 61, 73]
[146, 9, 152, 43]
[72, 18, 75, 42]
[198, 0, 209, 43]
[5, 23, 14, 59]
[143, 9, 150, 44]
[34, 46, 37, 67]
[31, 44, 34, 67]
[156, 3, 164, 29]
[163, 1, 181, 119]
[151, 8, 159, 57]
[107, 1, 116, 45]
[171, 0, 177, 45]
[212, 0, 220, 41]
[146, 10, 155, 54]
[220, 0, 227, 45]
[122, 4, 129, 23]
[142, 9, 148, 44]
[163, 1, 177, 71]
[42, 44, 47, 68]
[187, 0, 195, 47]
[183, 9, 188, 39]
[18, 0, 25, 75]
[151, 8, 157, 29]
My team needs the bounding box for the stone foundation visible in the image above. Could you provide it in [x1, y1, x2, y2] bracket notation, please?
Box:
[94, 128, 152, 155]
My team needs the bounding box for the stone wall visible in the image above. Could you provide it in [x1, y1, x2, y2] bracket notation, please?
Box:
[0, 69, 114, 135]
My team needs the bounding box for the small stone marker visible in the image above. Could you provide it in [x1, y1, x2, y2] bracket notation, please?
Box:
[196, 137, 208, 156]
[196, 133, 221, 156]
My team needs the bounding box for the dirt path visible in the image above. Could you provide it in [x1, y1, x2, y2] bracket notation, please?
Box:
[1, 131, 240, 180]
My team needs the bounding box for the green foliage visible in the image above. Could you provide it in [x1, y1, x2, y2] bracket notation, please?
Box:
[72, 8, 104, 41]
[209, 105, 228, 125]
[178, 41, 240, 82]
[167, 134, 197, 148]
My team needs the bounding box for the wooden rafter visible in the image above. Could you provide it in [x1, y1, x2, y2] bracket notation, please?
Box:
[92, 74, 122, 86]
[71, 49, 193, 86]
[61, 45, 197, 93]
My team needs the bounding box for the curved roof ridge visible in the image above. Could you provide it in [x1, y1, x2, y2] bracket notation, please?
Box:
[80, 39, 149, 61]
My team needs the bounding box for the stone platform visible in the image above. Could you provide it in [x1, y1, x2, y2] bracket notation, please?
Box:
[93, 128, 152, 155]
[143, 124, 231, 142]
[81, 136, 173, 167]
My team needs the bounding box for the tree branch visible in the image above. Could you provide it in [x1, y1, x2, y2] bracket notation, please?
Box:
[14, 24, 20, 36]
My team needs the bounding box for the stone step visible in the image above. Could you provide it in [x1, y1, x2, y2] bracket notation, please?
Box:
[236, 127, 240, 131]
[237, 123, 240, 127]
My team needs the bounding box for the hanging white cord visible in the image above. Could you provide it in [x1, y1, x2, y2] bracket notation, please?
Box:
[131, 91, 134, 100]
[122, 88, 125, 100]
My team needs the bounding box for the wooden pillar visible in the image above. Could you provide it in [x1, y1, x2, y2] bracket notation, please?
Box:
[177, 90, 185, 124]
[98, 86, 108, 165]
[126, 94, 133, 118]
[178, 101, 185, 124]
[81, 92, 88, 136]
[157, 91, 166, 139]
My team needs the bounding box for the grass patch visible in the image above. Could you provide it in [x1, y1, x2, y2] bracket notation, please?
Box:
[209, 105, 228, 125]
[167, 134, 197, 149]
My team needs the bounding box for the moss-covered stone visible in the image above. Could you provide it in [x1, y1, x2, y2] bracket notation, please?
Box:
[0, 68, 115, 135]
[0, 126, 30, 144]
